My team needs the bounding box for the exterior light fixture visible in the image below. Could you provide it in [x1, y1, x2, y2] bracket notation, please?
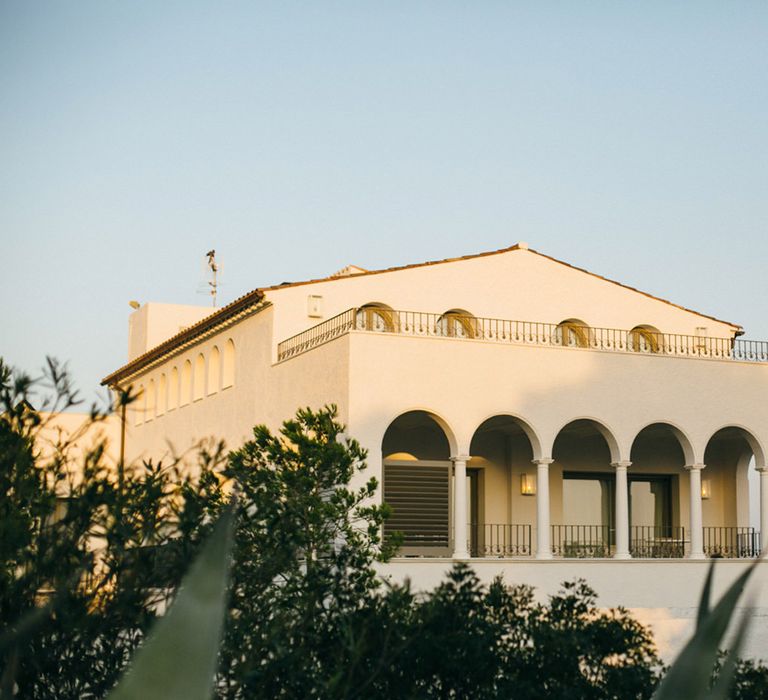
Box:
[521, 473, 536, 496]
[701, 479, 711, 500]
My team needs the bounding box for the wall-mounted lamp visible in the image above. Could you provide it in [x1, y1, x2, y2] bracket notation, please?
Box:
[521, 473, 536, 496]
[701, 479, 711, 500]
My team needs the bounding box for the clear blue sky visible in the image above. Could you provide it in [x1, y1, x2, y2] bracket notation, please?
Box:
[2, 2, 767, 403]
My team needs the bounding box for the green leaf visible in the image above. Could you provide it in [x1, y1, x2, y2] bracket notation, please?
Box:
[107, 504, 235, 700]
[653, 559, 760, 700]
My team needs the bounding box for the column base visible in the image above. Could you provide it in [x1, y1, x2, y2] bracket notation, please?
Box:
[613, 551, 632, 560]
[452, 550, 470, 560]
[687, 552, 706, 561]
[535, 551, 553, 560]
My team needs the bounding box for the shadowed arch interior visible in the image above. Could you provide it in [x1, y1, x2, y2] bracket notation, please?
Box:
[382, 411, 452, 555]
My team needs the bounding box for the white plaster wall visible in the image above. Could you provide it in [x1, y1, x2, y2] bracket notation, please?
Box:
[124, 307, 352, 467]
[378, 559, 768, 661]
[346, 331, 768, 470]
[128, 303, 214, 362]
[266, 248, 738, 360]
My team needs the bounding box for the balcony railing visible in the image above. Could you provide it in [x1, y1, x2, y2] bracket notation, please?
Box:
[630, 526, 686, 558]
[551, 525, 613, 558]
[703, 527, 761, 558]
[277, 308, 768, 363]
[468, 523, 532, 557]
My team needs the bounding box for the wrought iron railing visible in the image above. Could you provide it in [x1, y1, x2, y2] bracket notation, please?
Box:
[703, 527, 761, 558]
[551, 525, 613, 558]
[468, 523, 532, 557]
[278, 308, 357, 361]
[630, 526, 686, 558]
[277, 307, 768, 363]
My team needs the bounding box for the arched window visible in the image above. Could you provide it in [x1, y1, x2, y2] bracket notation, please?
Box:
[134, 384, 145, 426]
[222, 339, 235, 389]
[555, 318, 591, 348]
[193, 353, 205, 401]
[168, 367, 179, 411]
[208, 346, 220, 395]
[437, 309, 478, 338]
[356, 303, 396, 332]
[629, 325, 662, 353]
[181, 360, 192, 406]
[146, 379, 156, 420]
[157, 374, 167, 416]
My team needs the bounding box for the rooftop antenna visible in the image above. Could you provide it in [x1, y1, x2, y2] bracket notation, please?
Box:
[204, 249, 219, 307]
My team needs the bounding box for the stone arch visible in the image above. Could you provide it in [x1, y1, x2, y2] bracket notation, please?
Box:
[552, 417, 622, 464]
[146, 379, 156, 420]
[704, 426, 765, 538]
[381, 410, 456, 556]
[437, 308, 478, 339]
[180, 360, 192, 406]
[631, 421, 696, 466]
[208, 345, 221, 395]
[222, 339, 235, 388]
[555, 318, 592, 348]
[193, 353, 205, 401]
[357, 302, 397, 332]
[382, 409, 455, 460]
[157, 373, 167, 416]
[628, 325, 663, 353]
[168, 367, 179, 411]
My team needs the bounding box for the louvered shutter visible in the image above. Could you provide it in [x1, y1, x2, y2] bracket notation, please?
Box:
[383, 460, 451, 555]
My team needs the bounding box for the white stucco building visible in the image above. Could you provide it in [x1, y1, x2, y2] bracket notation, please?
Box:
[103, 243, 768, 656]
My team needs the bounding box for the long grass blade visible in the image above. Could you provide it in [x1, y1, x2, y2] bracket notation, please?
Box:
[108, 504, 235, 700]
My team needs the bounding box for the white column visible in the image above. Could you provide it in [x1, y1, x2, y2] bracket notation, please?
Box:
[686, 463, 706, 559]
[612, 461, 631, 559]
[533, 458, 554, 559]
[759, 468, 768, 553]
[452, 456, 470, 559]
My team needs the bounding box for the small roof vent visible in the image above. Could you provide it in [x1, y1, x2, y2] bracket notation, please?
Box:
[331, 265, 368, 278]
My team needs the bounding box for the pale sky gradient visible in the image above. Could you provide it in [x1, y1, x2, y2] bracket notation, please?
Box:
[2, 2, 767, 405]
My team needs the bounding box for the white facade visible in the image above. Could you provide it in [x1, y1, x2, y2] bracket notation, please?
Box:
[104, 243, 768, 657]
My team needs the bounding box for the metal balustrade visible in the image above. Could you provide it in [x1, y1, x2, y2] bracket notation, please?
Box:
[277, 307, 768, 363]
[630, 526, 686, 558]
[468, 523, 532, 557]
[703, 527, 761, 558]
[551, 525, 613, 558]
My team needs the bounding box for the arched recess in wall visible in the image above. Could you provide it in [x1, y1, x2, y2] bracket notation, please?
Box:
[437, 309, 478, 339]
[193, 353, 205, 401]
[208, 346, 220, 395]
[703, 426, 764, 554]
[552, 419, 620, 556]
[629, 423, 691, 556]
[628, 325, 663, 354]
[554, 318, 592, 348]
[168, 367, 179, 411]
[181, 360, 192, 406]
[356, 302, 397, 332]
[382, 410, 454, 556]
[134, 384, 145, 426]
[146, 379, 156, 420]
[157, 374, 167, 415]
[469, 415, 541, 556]
[222, 339, 235, 389]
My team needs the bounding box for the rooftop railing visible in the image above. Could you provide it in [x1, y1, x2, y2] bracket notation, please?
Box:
[277, 308, 768, 364]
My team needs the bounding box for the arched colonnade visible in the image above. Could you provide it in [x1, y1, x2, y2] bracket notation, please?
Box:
[381, 410, 768, 560]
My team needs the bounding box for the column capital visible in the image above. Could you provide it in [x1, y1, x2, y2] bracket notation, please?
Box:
[611, 460, 632, 469]
[451, 455, 471, 464]
[532, 458, 554, 466]
[685, 463, 706, 471]
[756, 466, 768, 474]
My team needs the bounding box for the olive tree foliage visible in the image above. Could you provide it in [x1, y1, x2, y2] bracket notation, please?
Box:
[0, 358, 225, 699]
[215, 407, 396, 698]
